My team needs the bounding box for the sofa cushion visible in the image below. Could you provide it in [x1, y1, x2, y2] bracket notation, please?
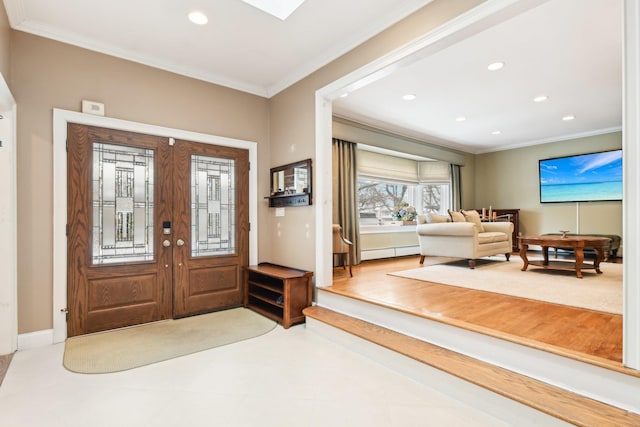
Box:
[427, 213, 450, 223]
[448, 209, 465, 223]
[461, 209, 485, 233]
[478, 231, 508, 244]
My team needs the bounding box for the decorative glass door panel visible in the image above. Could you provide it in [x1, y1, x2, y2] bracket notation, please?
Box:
[191, 154, 236, 257]
[172, 140, 248, 318]
[67, 125, 249, 336]
[67, 125, 172, 337]
[92, 142, 155, 264]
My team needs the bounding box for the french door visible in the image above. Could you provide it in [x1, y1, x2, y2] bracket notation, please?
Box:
[66, 124, 248, 337]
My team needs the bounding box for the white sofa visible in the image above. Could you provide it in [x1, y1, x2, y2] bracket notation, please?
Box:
[416, 214, 513, 268]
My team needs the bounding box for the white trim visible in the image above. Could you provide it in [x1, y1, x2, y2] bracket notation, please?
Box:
[2, 0, 26, 28]
[17, 329, 54, 351]
[0, 73, 17, 355]
[475, 126, 624, 154]
[314, 95, 333, 286]
[53, 109, 258, 344]
[623, 0, 640, 369]
[316, 0, 639, 369]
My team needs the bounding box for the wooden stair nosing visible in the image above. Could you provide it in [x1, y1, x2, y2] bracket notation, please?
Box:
[304, 306, 640, 427]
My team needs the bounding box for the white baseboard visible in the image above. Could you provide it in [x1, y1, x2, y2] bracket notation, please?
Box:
[361, 245, 420, 260]
[17, 329, 54, 351]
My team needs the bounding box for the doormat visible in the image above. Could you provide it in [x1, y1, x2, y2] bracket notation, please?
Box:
[63, 308, 276, 374]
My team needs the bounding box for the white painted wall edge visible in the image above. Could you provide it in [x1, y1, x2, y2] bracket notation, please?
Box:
[623, 0, 640, 370]
[52, 108, 259, 344]
[0, 72, 17, 356]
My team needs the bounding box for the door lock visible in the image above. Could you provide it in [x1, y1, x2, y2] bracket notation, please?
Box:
[163, 221, 172, 235]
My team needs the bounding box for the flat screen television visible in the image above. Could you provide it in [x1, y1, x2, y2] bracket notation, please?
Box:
[539, 149, 622, 203]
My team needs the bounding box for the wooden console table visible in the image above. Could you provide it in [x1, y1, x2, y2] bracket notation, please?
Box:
[244, 263, 313, 328]
[518, 235, 610, 278]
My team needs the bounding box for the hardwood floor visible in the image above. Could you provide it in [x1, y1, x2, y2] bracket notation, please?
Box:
[328, 253, 624, 368]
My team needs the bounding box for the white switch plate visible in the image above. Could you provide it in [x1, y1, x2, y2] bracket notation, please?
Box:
[275, 208, 285, 217]
[82, 100, 105, 116]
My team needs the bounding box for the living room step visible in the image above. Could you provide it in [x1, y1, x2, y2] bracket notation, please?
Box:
[304, 305, 640, 427]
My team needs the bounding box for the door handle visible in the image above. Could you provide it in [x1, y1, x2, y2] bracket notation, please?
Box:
[176, 239, 185, 247]
[163, 239, 171, 247]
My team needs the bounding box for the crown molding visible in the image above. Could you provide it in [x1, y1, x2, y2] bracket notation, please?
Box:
[3, 0, 27, 27]
[12, 17, 270, 97]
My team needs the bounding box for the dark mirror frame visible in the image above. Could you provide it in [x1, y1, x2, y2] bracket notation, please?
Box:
[266, 159, 312, 207]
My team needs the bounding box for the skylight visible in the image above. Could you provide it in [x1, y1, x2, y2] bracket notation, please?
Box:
[242, 0, 306, 20]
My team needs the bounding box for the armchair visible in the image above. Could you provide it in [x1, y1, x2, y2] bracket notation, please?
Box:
[332, 224, 354, 277]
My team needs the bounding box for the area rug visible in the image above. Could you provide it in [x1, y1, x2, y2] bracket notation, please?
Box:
[63, 308, 276, 374]
[389, 256, 622, 314]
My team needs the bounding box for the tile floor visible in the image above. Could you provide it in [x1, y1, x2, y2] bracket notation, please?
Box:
[0, 325, 509, 427]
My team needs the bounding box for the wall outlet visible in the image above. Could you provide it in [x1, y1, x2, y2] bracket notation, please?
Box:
[275, 208, 285, 217]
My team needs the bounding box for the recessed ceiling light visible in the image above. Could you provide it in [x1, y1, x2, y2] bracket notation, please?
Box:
[339, 93, 349, 98]
[455, 116, 466, 122]
[487, 61, 505, 71]
[533, 95, 548, 103]
[562, 115, 576, 121]
[242, 0, 305, 20]
[402, 94, 416, 101]
[188, 11, 208, 25]
[491, 130, 502, 135]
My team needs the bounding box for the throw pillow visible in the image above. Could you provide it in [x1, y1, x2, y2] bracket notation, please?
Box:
[426, 213, 450, 223]
[448, 209, 465, 223]
[461, 209, 485, 232]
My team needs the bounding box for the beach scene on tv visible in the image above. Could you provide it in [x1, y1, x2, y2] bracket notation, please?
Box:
[539, 150, 623, 203]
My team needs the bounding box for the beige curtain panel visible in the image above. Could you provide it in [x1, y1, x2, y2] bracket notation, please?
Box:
[332, 138, 360, 265]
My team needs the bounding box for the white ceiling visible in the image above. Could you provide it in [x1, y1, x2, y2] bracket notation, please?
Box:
[2, 0, 431, 97]
[3, 0, 623, 154]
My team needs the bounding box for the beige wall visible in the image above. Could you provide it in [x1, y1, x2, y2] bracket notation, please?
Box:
[474, 132, 623, 239]
[11, 31, 270, 333]
[0, 1, 10, 80]
[9, 0, 485, 334]
[268, 0, 484, 270]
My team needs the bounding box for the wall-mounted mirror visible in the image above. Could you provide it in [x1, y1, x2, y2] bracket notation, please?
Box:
[267, 159, 312, 207]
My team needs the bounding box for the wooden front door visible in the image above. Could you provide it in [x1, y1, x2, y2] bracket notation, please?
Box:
[171, 139, 248, 318]
[66, 124, 248, 337]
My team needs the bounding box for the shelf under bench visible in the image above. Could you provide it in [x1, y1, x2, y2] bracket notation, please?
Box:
[244, 263, 313, 328]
